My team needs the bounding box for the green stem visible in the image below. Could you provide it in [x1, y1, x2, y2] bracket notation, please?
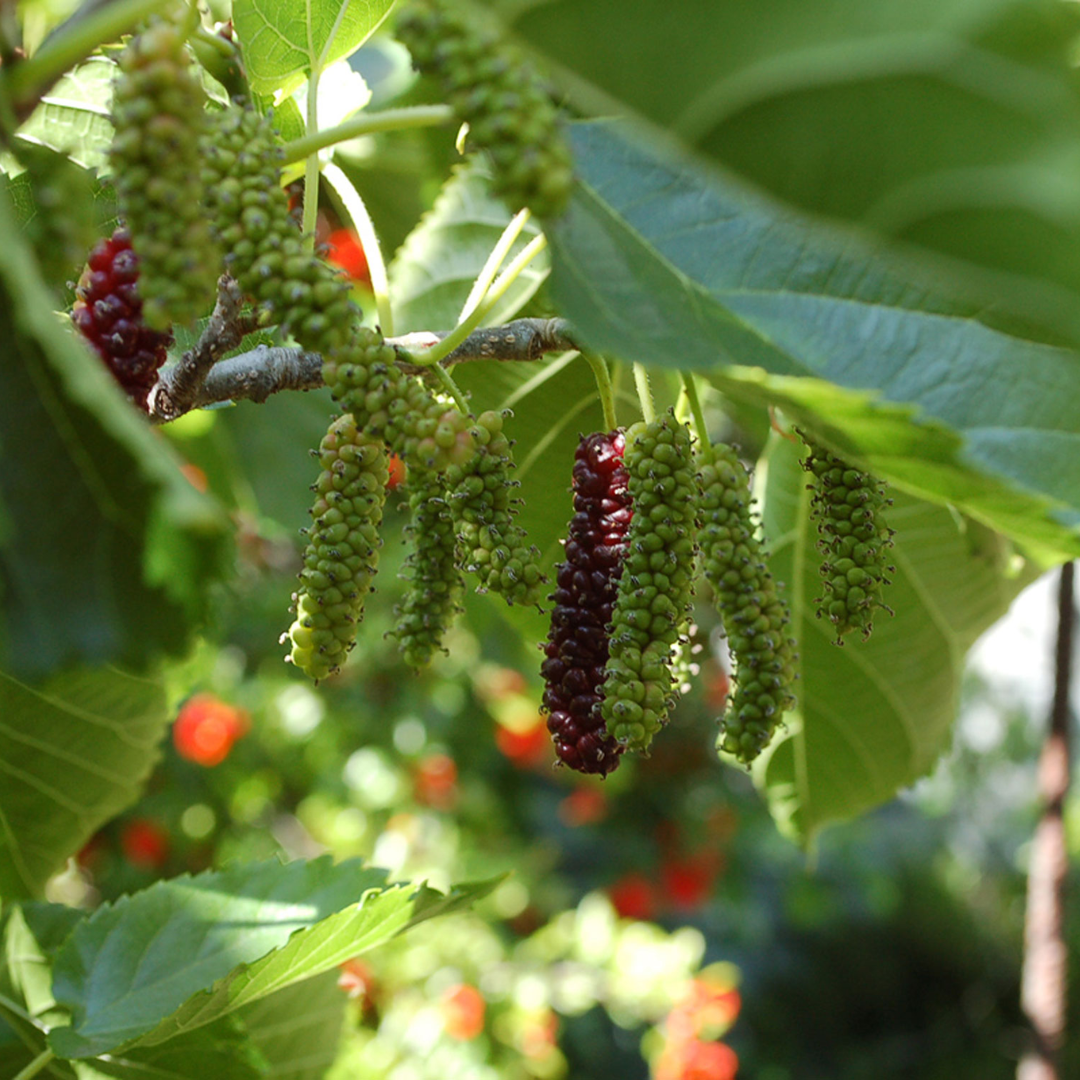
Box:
[281, 105, 455, 166]
[432, 364, 470, 413]
[459, 208, 530, 324]
[301, 69, 321, 254]
[633, 363, 655, 424]
[4, 0, 169, 103]
[409, 233, 547, 369]
[12, 1049, 55, 1080]
[323, 162, 393, 334]
[584, 352, 617, 431]
[681, 371, 713, 463]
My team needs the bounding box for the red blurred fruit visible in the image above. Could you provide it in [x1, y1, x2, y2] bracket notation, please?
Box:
[120, 818, 170, 869]
[325, 228, 370, 284]
[656, 1037, 738, 1080]
[668, 979, 742, 1043]
[387, 453, 406, 491]
[495, 720, 550, 767]
[558, 787, 609, 827]
[520, 1008, 560, 1059]
[173, 693, 250, 767]
[440, 984, 485, 1040]
[414, 753, 458, 810]
[660, 852, 720, 911]
[609, 872, 659, 922]
[703, 664, 731, 711]
[337, 958, 377, 1008]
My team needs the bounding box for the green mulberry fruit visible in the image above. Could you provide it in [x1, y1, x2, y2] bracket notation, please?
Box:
[391, 468, 464, 667]
[802, 438, 895, 643]
[284, 414, 388, 680]
[201, 105, 475, 473]
[699, 442, 797, 766]
[444, 410, 546, 607]
[600, 411, 698, 754]
[110, 11, 219, 327]
[396, 0, 573, 218]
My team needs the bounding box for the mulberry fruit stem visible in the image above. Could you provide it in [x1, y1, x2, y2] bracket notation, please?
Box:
[802, 436, 896, 643]
[584, 351, 617, 433]
[601, 411, 699, 753]
[284, 413, 388, 681]
[280, 105, 455, 165]
[681, 372, 713, 466]
[633, 363, 656, 424]
[458, 207, 531, 324]
[699, 442, 798, 765]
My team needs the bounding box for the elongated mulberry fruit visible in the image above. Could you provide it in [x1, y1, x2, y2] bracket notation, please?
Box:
[541, 432, 631, 776]
[391, 468, 464, 667]
[600, 413, 698, 754]
[445, 410, 546, 607]
[71, 227, 173, 411]
[396, 0, 573, 217]
[803, 439, 895, 642]
[110, 13, 219, 327]
[699, 443, 797, 765]
[284, 414, 388, 681]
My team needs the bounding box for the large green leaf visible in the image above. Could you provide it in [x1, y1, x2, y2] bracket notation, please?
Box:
[240, 971, 346, 1080]
[49, 856, 498, 1059]
[746, 433, 1037, 839]
[234, 0, 396, 96]
[503, 0, 1080, 349]
[0, 666, 167, 899]
[389, 162, 549, 334]
[0, 184, 230, 680]
[547, 120, 1080, 560]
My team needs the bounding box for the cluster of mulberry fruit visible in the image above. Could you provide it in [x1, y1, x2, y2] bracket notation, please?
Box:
[803, 439, 895, 642]
[71, 227, 173, 411]
[284, 415, 388, 681]
[541, 432, 632, 776]
[395, 0, 573, 218]
[391, 468, 464, 668]
[698, 443, 797, 765]
[109, 12, 219, 327]
[600, 412, 698, 754]
[445, 410, 546, 607]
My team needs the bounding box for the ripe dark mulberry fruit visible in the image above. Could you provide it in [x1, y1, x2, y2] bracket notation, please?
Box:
[71, 227, 173, 411]
[391, 468, 464, 667]
[540, 432, 631, 776]
[445, 410, 546, 607]
[396, 0, 573, 218]
[803, 438, 895, 642]
[284, 414, 388, 681]
[600, 412, 698, 754]
[110, 13, 219, 327]
[698, 442, 797, 766]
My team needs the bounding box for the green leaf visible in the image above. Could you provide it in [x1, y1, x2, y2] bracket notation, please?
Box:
[15, 57, 116, 174]
[0, 183, 230, 679]
[234, 0, 396, 96]
[240, 971, 346, 1080]
[748, 433, 1038, 839]
[389, 162, 549, 334]
[0, 667, 167, 899]
[548, 120, 1080, 559]
[49, 856, 498, 1059]
[507, 0, 1080, 349]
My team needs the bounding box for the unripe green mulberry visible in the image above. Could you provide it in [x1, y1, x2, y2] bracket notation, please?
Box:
[391, 468, 464, 667]
[600, 412, 698, 754]
[284, 414, 388, 680]
[444, 410, 546, 607]
[698, 442, 797, 766]
[110, 11, 219, 327]
[802, 438, 895, 642]
[201, 106, 475, 473]
[396, 0, 573, 218]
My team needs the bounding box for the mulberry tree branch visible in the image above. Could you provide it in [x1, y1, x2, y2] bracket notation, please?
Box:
[146, 317, 581, 422]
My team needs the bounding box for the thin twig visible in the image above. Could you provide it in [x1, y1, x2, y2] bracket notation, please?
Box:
[1018, 561, 1074, 1080]
[145, 317, 581, 421]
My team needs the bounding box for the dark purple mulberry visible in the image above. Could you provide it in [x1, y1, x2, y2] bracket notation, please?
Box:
[540, 432, 632, 776]
[71, 227, 173, 411]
